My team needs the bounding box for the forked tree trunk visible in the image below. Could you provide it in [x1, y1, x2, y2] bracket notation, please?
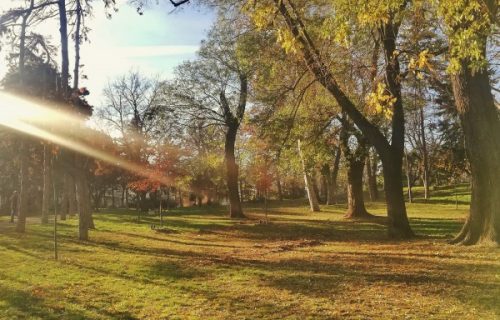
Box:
[298, 140, 320, 212]
[450, 63, 500, 245]
[225, 124, 244, 218]
[339, 124, 372, 219]
[41, 144, 51, 224]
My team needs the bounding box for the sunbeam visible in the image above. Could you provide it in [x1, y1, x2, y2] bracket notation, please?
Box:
[0, 91, 172, 186]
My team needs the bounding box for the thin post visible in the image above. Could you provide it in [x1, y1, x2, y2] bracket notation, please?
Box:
[52, 162, 58, 261]
[159, 188, 163, 226]
[264, 188, 268, 223]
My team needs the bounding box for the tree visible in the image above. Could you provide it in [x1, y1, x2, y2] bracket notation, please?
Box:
[439, 0, 500, 245]
[339, 117, 373, 219]
[166, 16, 252, 218]
[246, 0, 414, 238]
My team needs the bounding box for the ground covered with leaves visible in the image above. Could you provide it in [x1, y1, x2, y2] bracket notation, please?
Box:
[0, 186, 498, 319]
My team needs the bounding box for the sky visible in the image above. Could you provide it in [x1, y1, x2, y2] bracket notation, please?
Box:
[0, 0, 215, 106]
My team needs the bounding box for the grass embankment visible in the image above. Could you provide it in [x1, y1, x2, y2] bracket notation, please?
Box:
[0, 185, 498, 319]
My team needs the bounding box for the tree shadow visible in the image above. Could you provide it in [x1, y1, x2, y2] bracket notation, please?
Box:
[0, 284, 90, 320]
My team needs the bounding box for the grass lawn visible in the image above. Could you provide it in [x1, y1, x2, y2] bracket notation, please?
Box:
[0, 185, 498, 319]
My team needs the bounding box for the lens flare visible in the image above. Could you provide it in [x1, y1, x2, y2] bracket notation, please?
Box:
[0, 91, 172, 186]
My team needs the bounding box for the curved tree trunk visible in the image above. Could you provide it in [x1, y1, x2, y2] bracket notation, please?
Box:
[225, 124, 245, 218]
[450, 64, 500, 246]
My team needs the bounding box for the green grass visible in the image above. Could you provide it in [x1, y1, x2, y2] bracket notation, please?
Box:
[0, 185, 498, 319]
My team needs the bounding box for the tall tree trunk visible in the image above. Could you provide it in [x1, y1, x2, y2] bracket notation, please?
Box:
[276, 166, 283, 201]
[450, 64, 500, 245]
[15, 1, 34, 233]
[405, 150, 413, 203]
[73, 0, 82, 89]
[298, 140, 320, 212]
[345, 158, 371, 219]
[76, 156, 92, 240]
[58, 0, 69, 96]
[41, 144, 51, 224]
[419, 103, 430, 200]
[16, 141, 29, 233]
[225, 124, 244, 218]
[366, 149, 379, 201]
[326, 147, 341, 205]
[67, 174, 77, 216]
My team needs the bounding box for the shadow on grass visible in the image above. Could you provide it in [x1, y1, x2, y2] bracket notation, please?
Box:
[0, 284, 90, 320]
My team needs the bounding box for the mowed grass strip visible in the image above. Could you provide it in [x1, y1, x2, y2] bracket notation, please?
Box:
[0, 186, 498, 319]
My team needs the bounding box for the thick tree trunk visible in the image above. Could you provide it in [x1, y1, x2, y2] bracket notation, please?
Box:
[41, 144, 51, 224]
[225, 124, 244, 218]
[382, 155, 413, 238]
[345, 158, 372, 219]
[450, 64, 500, 245]
[298, 140, 320, 212]
[67, 174, 77, 216]
[76, 161, 92, 240]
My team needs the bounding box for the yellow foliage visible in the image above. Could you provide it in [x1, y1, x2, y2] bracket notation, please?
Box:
[365, 83, 396, 119]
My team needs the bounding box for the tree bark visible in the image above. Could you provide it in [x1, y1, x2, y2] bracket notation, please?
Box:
[366, 149, 379, 201]
[41, 144, 51, 224]
[345, 158, 371, 219]
[73, 0, 82, 89]
[57, 0, 69, 96]
[68, 174, 77, 216]
[450, 64, 500, 245]
[339, 123, 372, 219]
[225, 123, 245, 218]
[298, 140, 320, 212]
[76, 156, 92, 240]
